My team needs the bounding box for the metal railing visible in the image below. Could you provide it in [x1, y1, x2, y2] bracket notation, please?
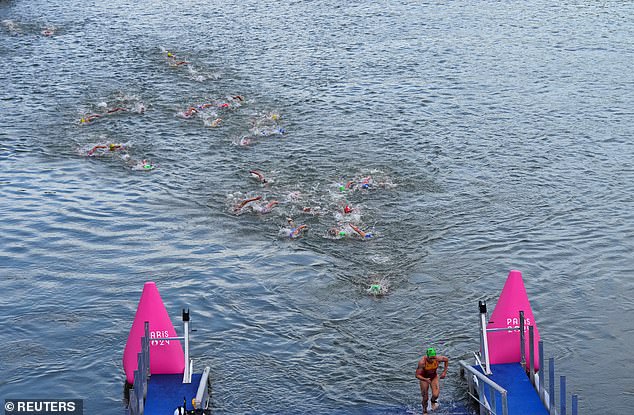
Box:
[128, 322, 150, 415]
[460, 360, 509, 415]
[467, 302, 580, 415]
[127, 310, 202, 415]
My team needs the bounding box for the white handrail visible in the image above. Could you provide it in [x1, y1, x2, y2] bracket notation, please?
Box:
[460, 360, 508, 415]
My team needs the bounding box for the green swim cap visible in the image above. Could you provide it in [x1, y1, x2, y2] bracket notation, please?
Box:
[370, 284, 381, 292]
[339, 230, 346, 237]
[426, 347, 436, 357]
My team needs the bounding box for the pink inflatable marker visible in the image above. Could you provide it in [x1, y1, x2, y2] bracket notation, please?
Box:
[486, 270, 541, 370]
[123, 282, 185, 384]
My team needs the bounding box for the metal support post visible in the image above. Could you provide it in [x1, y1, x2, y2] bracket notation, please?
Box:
[529, 325, 535, 385]
[538, 341, 545, 404]
[519, 311, 526, 371]
[549, 357, 555, 414]
[479, 301, 492, 375]
[183, 308, 191, 383]
[560, 375, 567, 415]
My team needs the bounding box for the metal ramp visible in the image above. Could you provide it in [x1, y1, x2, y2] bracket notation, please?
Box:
[477, 363, 547, 415]
[144, 373, 203, 415]
[460, 299, 579, 415]
[127, 317, 211, 415]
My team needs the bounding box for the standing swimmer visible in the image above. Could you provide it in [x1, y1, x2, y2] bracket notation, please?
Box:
[415, 347, 448, 414]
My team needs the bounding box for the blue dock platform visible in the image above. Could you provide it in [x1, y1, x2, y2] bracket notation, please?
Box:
[144, 373, 203, 415]
[475, 363, 547, 415]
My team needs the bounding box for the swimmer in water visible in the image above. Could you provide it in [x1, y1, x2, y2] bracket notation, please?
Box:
[285, 218, 308, 239]
[197, 103, 215, 110]
[327, 225, 352, 239]
[253, 200, 279, 214]
[107, 107, 128, 114]
[238, 136, 252, 147]
[233, 196, 262, 213]
[140, 160, 155, 170]
[368, 283, 385, 296]
[80, 114, 102, 124]
[80, 106, 131, 124]
[181, 107, 198, 118]
[350, 224, 374, 239]
[289, 224, 308, 238]
[338, 176, 373, 192]
[302, 206, 322, 216]
[87, 143, 124, 156]
[249, 170, 268, 184]
[166, 50, 189, 66]
[208, 117, 222, 127]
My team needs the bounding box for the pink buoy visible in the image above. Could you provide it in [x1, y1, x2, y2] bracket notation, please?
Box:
[486, 270, 541, 370]
[123, 282, 185, 384]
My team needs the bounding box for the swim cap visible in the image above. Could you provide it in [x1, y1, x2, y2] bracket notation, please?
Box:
[339, 185, 345, 192]
[344, 205, 352, 214]
[339, 230, 346, 237]
[370, 284, 381, 292]
[426, 347, 436, 357]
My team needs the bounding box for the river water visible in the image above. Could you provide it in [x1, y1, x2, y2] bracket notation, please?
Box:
[1, 1, 633, 414]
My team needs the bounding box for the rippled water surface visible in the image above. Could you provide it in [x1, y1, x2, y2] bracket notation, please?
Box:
[1, 1, 633, 414]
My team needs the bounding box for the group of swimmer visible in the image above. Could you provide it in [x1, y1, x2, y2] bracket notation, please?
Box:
[177, 95, 246, 129]
[1, 19, 55, 37]
[76, 97, 155, 170]
[68, 45, 448, 413]
[84, 142, 155, 171]
[230, 171, 384, 243]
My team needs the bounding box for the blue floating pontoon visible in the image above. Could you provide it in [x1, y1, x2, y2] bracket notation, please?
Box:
[144, 373, 204, 415]
[475, 363, 548, 415]
[460, 270, 579, 415]
[124, 283, 212, 415]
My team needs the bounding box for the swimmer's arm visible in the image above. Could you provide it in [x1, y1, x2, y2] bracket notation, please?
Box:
[236, 196, 262, 209]
[87, 145, 105, 155]
[107, 107, 127, 113]
[415, 360, 429, 382]
[440, 356, 449, 377]
[349, 224, 365, 237]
